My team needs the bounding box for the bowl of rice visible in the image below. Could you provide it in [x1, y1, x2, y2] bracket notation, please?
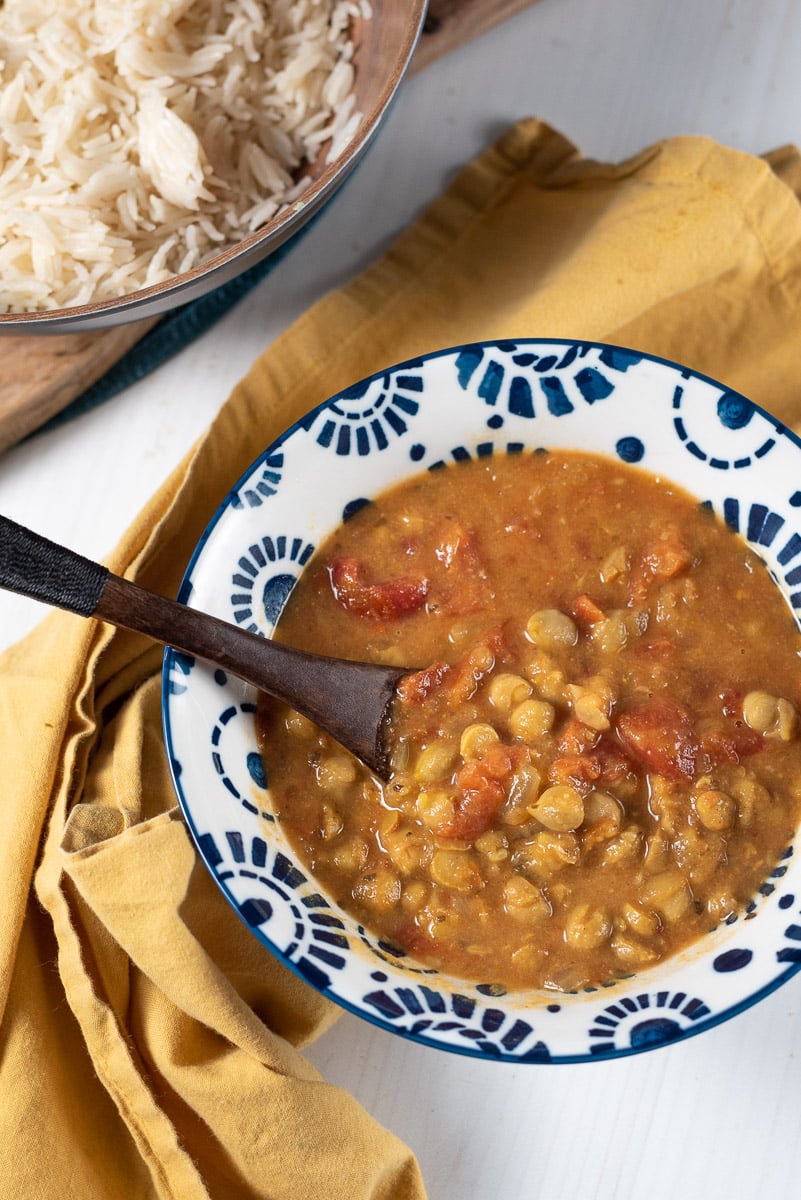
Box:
[0, 0, 427, 331]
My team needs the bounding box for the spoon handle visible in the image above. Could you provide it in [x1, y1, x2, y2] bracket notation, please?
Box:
[0, 513, 403, 775]
[0, 514, 109, 616]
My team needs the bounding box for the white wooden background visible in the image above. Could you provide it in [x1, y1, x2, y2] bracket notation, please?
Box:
[2, 2, 801, 1196]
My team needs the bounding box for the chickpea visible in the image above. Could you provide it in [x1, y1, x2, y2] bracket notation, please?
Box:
[601, 828, 643, 866]
[318, 802, 344, 841]
[502, 804, 535, 828]
[706, 889, 738, 922]
[285, 710, 318, 738]
[671, 823, 721, 885]
[694, 788, 736, 832]
[379, 809, 401, 839]
[315, 755, 357, 791]
[418, 902, 457, 948]
[474, 830, 509, 864]
[387, 771, 417, 803]
[621, 902, 661, 938]
[467, 643, 495, 675]
[729, 771, 770, 826]
[590, 612, 628, 654]
[611, 935, 659, 968]
[647, 777, 684, 838]
[567, 682, 612, 732]
[742, 690, 778, 732]
[522, 649, 567, 704]
[502, 874, 550, 921]
[508, 763, 542, 805]
[459, 722, 500, 760]
[503, 764, 542, 825]
[488, 672, 532, 712]
[583, 790, 623, 842]
[532, 784, 585, 832]
[353, 866, 402, 911]
[742, 691, 796, 741]
[642, 830, 672, 873]
[514, 831, 581, 876]
[508, 698, 555, 742]
[413, 742, 457, 783]
[401, 879, 429, 910]
[564, 903, 612, 950]
[641, 870, 692, 923]
[430, 849, 482, 893]
[383, 824, 433, 874]
[593, 606, 649, 654]
[330, 837, 369, 873]
[510, 943, 546, 972]
[416, 788, 454, 829]
[526, 608, 578, 650]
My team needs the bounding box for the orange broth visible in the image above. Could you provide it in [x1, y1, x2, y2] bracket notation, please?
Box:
[256, 450, 801, 992]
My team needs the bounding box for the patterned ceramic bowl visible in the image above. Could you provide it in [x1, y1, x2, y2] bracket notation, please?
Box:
[162, 339, 801, 1063]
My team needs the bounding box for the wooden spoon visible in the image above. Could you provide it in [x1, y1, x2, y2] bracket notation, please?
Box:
[0, 515, 409, 778]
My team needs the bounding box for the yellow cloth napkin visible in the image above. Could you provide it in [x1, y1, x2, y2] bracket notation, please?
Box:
[2, 118, 801, 1199]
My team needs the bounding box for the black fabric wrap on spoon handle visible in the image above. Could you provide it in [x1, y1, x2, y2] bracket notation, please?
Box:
[0, 514, 109, 616]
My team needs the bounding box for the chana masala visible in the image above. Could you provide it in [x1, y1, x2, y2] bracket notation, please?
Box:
[256, 450, 801, 992]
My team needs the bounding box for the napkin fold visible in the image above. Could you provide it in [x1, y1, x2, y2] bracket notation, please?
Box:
[2, 117, 801, 1199]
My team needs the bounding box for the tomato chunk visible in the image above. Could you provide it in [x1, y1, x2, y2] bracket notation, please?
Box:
[439, 742, 525, 841]
[328, 557, 428, 621]
[434, 522, 482, 570]
[642, 528, 693, 580]
[700, 726, 764, 766]
[628, 527, 694, 603]
[435, 526, 492, 615]
[396, 661, 450, 704]
[616, 698, 699, 781]
[442, 625, 508, 708]
[590, 736, 638, 784]
[557, 718, 601, 755]
[548, 754, 601, 787]
[571, 593, 606, 627]
[548, 729, 636, 787]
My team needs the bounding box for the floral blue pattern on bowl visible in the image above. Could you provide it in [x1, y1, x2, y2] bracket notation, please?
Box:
[162, 339, 801, 1063]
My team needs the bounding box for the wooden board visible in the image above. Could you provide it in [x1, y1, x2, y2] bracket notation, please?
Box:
[413, 0, 538, 72]
[0, 0, 539, 456]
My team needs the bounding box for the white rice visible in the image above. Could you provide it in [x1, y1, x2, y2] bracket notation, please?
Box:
[0, 0, 366, 312]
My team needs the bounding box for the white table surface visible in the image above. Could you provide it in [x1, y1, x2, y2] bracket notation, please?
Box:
[3, 1, 801, 1196]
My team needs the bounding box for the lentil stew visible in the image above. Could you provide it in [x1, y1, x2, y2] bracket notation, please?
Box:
[256, 450, 801, 992]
